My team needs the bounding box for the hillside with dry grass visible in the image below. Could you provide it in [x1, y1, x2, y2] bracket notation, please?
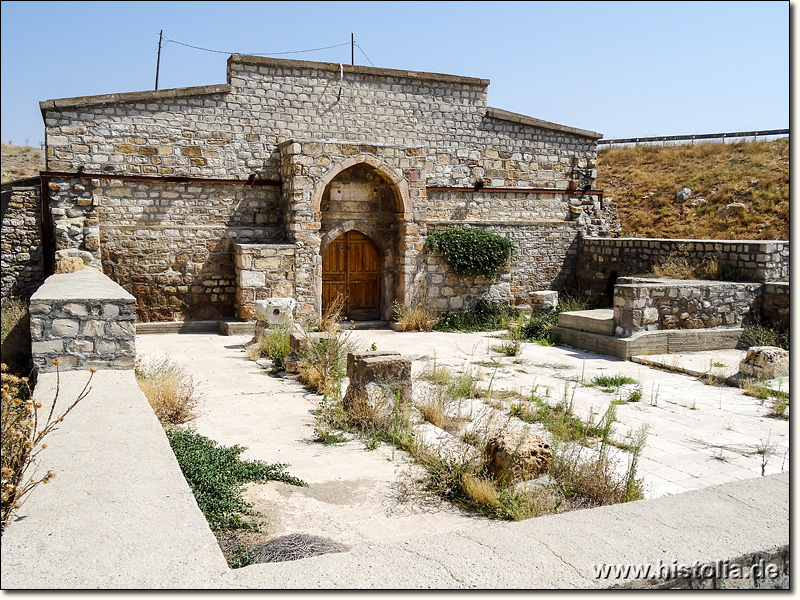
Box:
[1, 144, 45, 183]
[596, 138, 789, 240]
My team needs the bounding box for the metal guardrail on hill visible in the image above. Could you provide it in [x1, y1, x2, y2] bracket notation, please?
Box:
[598, 128, 789, 145]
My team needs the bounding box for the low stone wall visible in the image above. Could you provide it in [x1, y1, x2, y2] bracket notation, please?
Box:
[578, 238, 789, 306]
[234, 243, 296, 319]
[760, 282, 789, 329]
[613, 277, 762, 337]
[1, 182, 45, 300]
[29, 268, 136, 372]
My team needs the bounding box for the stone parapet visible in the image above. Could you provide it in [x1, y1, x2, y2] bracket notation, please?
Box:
[613, 277, 762, 337]
[29, 268, 136, 372]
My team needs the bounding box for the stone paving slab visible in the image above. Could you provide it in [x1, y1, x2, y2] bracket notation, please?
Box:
[137, 329, 789, 528]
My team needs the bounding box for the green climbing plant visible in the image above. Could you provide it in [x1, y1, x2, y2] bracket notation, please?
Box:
[425, 228, 513, 279]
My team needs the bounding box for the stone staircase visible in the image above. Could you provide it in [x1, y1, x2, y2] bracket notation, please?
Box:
[553, 308, 744, 360]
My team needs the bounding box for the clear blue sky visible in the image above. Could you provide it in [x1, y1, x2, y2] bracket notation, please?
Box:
[0, 1, 789, 146]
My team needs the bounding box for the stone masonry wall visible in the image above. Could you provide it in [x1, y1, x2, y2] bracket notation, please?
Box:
[234, 243, 296, 319]
[613, 277, 762, 337]
[39, 56, 606, 320]
[578, 238, 789, 306]
[41, 58, 600, 188]
[46, 176, 282, 320]
[1, 184, 45, 300]
[425, 221, 580, 310]
[29, 269, 136, 373]
[760, 282, 789, 329]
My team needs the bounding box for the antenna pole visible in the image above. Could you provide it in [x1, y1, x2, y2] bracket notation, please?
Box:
[351, 32, 354, 65]
[155, 30, 163, 90]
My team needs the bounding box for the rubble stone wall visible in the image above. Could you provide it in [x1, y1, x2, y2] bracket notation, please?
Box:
[1, 184, 45, 300]
[613, 277, 763, 337]
[578, 238, 789, 306]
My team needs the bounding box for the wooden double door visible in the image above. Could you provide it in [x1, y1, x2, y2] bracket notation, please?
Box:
[322, 231, 381, 320]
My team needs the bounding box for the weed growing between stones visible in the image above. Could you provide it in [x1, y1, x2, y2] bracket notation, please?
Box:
[164, 427, 306, 567]
[435, 299, 521, 332]
[1, 360, 94, 533]
[521, 294, 587, 345]
[135, 355, 199, 425]
[586, 374, 638, 393]
[249, 324, 292, 372]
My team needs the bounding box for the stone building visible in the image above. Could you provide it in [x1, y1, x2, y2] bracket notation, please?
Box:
[32, 55, 618, 322]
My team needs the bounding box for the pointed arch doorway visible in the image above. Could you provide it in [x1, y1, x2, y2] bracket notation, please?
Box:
[322, 230, 381, 320]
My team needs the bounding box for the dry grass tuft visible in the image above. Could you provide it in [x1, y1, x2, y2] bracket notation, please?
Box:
[135, 356, 199, 424]
[391, 301, 438, 332]
[461, 473, 499, 507]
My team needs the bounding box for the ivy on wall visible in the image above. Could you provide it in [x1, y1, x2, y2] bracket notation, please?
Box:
[425, 228, 513, 279]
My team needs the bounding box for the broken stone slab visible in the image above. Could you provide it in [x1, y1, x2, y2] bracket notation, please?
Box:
[282, 352, 304, 374]
[485, 429, 552, 484]
[739, 346, 789, 379]
[529, 290, 558, 312]
[342, 381, 411, 425]
[255, 297, 296, 325]
[346, 351, 412, 405]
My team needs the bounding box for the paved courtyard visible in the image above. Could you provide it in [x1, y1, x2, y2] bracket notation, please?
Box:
[137, 329, 789, 549]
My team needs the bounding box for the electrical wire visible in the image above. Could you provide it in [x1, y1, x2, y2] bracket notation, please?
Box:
[163, 37, 351, 57]
[354, 42, 375, 67]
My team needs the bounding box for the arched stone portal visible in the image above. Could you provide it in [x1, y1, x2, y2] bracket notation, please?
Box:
[317, 162, 404, 320]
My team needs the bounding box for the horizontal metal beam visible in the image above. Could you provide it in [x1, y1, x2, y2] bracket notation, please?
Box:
[598, 129, 789, 145]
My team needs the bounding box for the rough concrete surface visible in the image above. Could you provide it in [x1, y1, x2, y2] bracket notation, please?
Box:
[1, 330, 790, 589]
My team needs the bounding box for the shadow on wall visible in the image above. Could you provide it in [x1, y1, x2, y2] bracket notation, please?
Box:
[96, 181, 285, 322]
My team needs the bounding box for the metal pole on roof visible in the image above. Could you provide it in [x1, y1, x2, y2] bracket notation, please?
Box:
[351, 33, 354, 65]
[155, 30, 163, 90]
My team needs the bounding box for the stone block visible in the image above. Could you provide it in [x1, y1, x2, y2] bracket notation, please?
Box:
[52, 319, 80, 337]
[485, 429, 552, 484]
[529, 290, 558, 311]
[289, 331, 336, 356]
[739, 346, 789, 379]
[240, 270, 266, 288]
[266, 297, 296, 325]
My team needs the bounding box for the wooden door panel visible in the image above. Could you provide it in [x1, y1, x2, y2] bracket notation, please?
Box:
[322, 230, 380, 320]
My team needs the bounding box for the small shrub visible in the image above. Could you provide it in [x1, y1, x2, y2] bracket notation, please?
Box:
[425, 228, 513, 279]
[740, 324, 789, 351]
[256, 325, 291, 370]
[769, 396, 789, 420]
[392, 301, 438, 332]
[435, 299, 521, 332]
[135, 356, 199, 424]
[521, 294, 587, 345]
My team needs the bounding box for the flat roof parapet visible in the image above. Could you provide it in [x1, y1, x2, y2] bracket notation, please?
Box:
[227, 54, 491, 87]
[40, 84, 232, 113]
[486, 107, 602, 140]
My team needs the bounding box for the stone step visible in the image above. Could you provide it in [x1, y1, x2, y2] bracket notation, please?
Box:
[557, 308, 615, 336]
